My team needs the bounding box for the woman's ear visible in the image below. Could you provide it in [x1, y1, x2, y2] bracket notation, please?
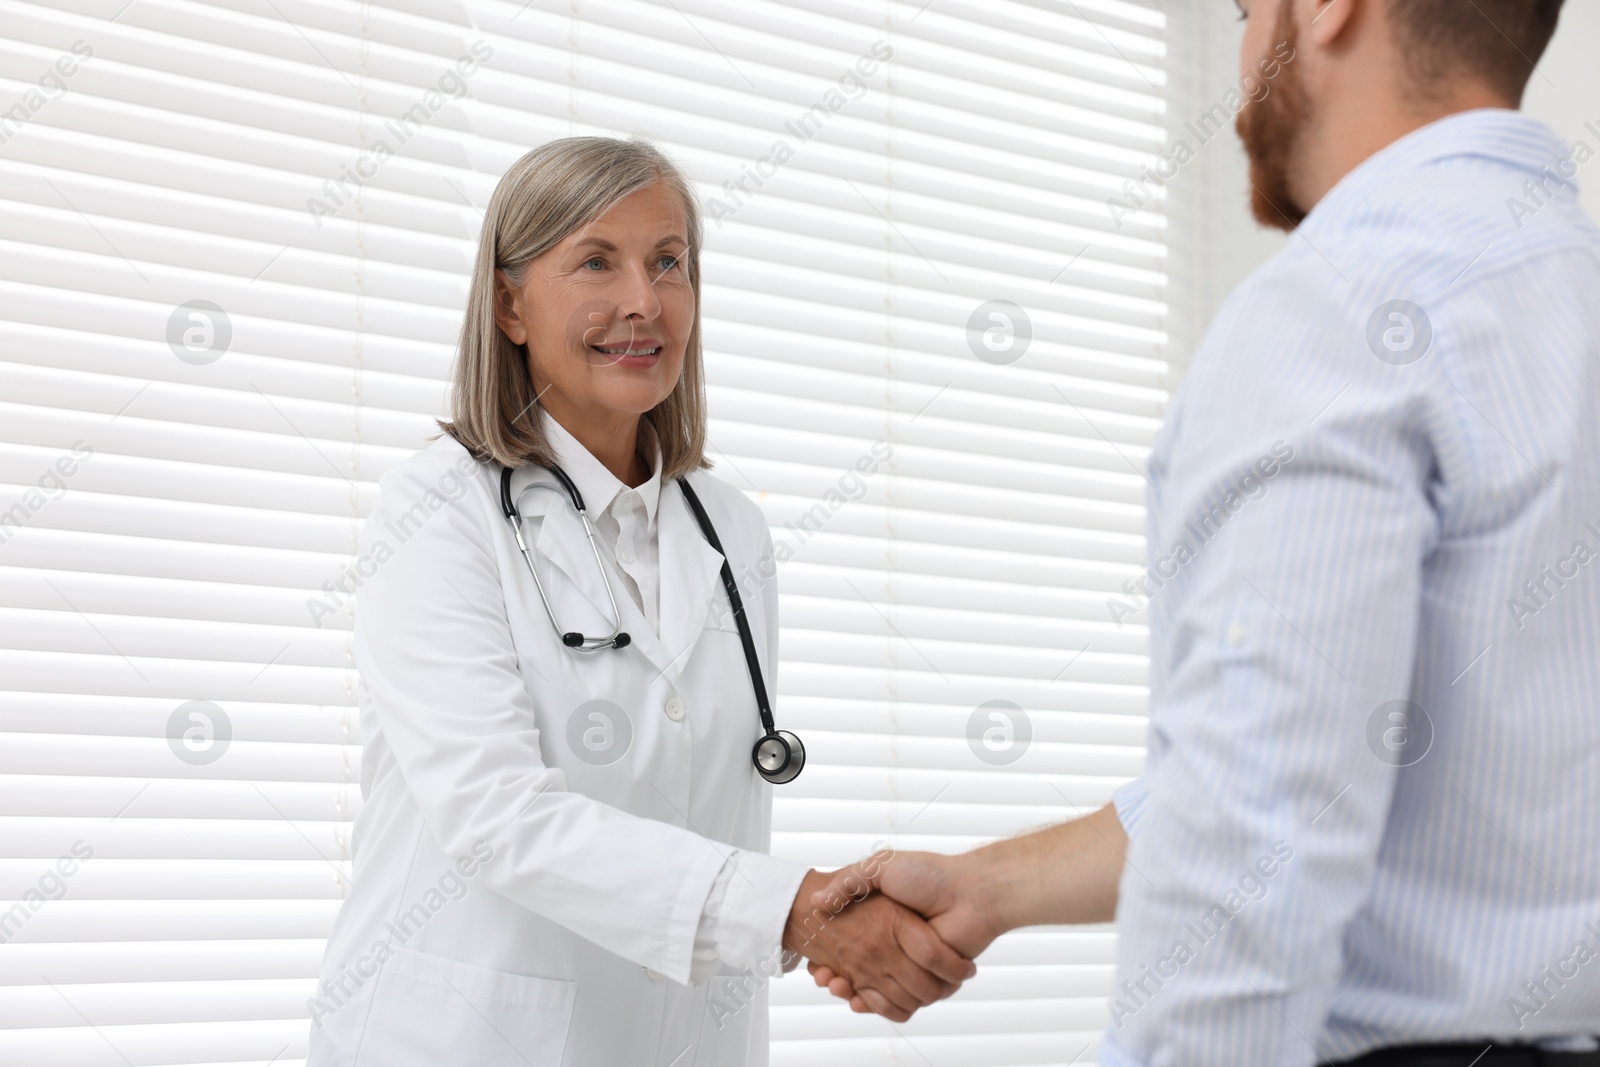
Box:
[492, 268, 528, 345]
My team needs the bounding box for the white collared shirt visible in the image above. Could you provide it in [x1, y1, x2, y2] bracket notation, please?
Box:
[540, 412, 664, 634]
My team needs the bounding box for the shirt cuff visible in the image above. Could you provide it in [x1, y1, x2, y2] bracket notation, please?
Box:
[687, 855, 737, 985]
[1112, 776, 1149, 839]
[703, 848, 810, 977]
[1096, 1030, 1150, 1067]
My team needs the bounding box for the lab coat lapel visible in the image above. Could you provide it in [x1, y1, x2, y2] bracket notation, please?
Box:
[510, 466, 618, 628]
[655, 480, 727, 685]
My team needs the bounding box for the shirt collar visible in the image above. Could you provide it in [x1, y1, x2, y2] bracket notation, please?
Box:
[539, 410, 663, 525]
[1299, 108, 1572, 241]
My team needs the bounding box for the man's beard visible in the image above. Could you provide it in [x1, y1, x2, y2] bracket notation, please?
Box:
[1236, 7, 1311, 231]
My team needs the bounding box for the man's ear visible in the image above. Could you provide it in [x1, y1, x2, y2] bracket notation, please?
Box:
[1305, 0, 1359, 47]
[492, 268, 528, 345]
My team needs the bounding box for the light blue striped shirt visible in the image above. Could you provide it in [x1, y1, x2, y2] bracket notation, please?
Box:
[1102, 109, 1600, 1066]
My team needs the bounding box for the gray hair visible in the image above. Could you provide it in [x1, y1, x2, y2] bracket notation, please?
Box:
[434, 136, 708, 477]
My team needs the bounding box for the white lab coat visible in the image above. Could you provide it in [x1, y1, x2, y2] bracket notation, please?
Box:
[306, 433, 806, 1067]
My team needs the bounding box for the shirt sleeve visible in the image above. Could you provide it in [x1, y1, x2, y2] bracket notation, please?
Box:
[1099, 272, 1440, 1067]
[1111, 777, 1149, 838]
[688, 856, 735, 984]
[687, 848, 810, 985]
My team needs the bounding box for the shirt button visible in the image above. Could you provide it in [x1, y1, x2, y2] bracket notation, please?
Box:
[1227, 622, 1248, 647]
[617, 544, 634, 564]
[664, 697, 686, 722]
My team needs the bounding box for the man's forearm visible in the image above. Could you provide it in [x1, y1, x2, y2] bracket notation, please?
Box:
[803, 801, 1130, 1011]
[964, 801, 1127, 932]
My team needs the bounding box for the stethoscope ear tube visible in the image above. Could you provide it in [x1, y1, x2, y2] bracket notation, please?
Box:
[501, 464, 631, 652]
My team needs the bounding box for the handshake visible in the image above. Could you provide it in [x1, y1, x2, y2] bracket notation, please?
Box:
[779, 801, 1127, 1020]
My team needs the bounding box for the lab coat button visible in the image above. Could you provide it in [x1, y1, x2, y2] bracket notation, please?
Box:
[645, 967, 663, 980]
[664, 697, 686, 722]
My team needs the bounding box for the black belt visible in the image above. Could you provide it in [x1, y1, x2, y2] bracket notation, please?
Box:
[1323, 1042, 1600, 1067]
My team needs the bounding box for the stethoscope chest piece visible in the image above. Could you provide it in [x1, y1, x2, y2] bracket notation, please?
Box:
[753, 730, 805, 785]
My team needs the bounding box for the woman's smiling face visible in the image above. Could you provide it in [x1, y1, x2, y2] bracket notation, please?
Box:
[493, 180, 694, 428]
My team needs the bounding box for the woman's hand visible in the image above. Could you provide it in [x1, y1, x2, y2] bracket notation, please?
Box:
[782, 869, 975, 1022]
[802, 850, 1002, 1013]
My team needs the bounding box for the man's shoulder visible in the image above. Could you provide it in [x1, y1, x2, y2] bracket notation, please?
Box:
[1306, 154, 1598, 308]
[1214, 177, 1599, 368]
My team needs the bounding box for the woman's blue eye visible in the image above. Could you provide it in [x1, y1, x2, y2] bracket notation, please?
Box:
[657, 255, 679, 272]
[583, 257, 604, 271]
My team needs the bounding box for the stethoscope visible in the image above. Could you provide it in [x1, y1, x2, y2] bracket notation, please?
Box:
[499, 463, 805, 785]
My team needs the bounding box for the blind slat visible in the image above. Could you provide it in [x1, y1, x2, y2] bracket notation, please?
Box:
[1, 0, 1170, 1061]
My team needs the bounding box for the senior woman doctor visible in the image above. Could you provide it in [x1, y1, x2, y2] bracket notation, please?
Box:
[306, 137, 972, 1067]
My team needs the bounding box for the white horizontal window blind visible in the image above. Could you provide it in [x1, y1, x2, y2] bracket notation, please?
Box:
[0, 0, 1172, 1064]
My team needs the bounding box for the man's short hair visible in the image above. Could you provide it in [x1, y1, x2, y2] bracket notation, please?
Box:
[1390, 0, 1565, 106]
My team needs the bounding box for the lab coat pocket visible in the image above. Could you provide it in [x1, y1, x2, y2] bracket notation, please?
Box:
[359, 945, 576, 1067]
[693, 974, 764, 1065]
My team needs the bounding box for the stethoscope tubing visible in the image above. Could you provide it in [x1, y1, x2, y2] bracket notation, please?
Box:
[675, 478, 777, 736]
[500, 464, 631, 651]
[498, 460, 802, 783]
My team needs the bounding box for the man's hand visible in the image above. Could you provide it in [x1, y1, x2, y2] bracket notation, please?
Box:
[783, 868, 975, 1022]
